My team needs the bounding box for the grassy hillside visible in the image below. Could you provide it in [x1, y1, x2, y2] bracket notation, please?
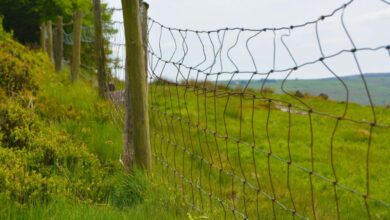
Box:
[0, 25, 183, 220]
[226, 73, 390, 106]
[1, 22, 389, 219]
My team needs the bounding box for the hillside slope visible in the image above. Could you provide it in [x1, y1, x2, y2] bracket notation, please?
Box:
[0, 25, 182, 220]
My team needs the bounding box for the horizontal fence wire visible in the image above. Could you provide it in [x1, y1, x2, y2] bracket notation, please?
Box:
[108, 0, 390, 219]
[63, 26, 95, 45]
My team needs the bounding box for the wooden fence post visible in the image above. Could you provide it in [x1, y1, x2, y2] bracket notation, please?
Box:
[141, 1, 149, 82]
[121, 0, 151, 170]
[93, 0, 107, 98]
[71, 10, 82, 82]
[54, 16, 63, 72]
[40, 23, 46, 51]
[46, 21, 53, 62]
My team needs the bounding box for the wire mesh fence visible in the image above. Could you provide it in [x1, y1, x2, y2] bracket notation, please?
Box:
[110, 0, 389, 219]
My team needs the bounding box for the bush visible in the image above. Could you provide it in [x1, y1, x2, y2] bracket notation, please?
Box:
[0, 25, 123, 207]
[0, 17, 10, 40]
[0, 99, 118, 205]
[0, 148, 53, 204]
[0, 100, 35, 148]
[0, 31, 46, 97]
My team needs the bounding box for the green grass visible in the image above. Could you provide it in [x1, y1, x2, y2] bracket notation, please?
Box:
[1, 181, 184, 220]
[0, 28, 182, 219]
[0, 62, 185, 219]
[149, 82, 390, 219]
[38, 67, 123, 162]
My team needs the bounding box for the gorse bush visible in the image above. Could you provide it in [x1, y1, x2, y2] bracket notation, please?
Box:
[0, 29, 120, 206]
[0, 27, 42, 97]
[0, 100, 35, 149]
[0, 47, 38, 96]
[0, 94, 118, 205]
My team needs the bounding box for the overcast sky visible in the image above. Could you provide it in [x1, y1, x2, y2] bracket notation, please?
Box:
[106, 0, 390, 80]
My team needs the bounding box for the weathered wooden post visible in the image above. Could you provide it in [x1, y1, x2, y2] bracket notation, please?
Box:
[54, 16, 64, 72]
[46, 20, 54, 62]
[40, 23, 46, 51]
[140, 1, 149, 78]
[71, 10, 82, 82]
[121, 0, 151, 170]
[93, 0, 107, 98]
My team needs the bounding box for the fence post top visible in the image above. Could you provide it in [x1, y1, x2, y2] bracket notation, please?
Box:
[142, 1, 149, 9]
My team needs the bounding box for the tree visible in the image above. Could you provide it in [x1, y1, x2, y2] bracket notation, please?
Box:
[0, 0, 90, 44]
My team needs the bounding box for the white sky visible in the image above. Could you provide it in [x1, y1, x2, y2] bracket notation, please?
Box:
[106, 0, 390, 80]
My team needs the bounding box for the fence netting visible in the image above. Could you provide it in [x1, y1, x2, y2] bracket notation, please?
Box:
[108, 0, 390, 219]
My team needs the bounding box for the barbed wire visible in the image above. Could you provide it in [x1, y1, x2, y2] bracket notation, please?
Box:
[106, 0, 390, 219]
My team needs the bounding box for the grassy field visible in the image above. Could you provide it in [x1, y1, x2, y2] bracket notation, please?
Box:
[149, 81, 390, 219]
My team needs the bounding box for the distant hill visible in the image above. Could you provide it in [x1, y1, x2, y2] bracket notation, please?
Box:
[226, 73, 390, 106]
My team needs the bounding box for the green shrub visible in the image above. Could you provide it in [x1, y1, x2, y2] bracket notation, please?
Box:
[0, 147, 53, 204]
[0, 25, 124, 209]
[0, 35, 45, 97]
[0, 17, 10, 40]
[0, 100, 35, 148]
[0, 99, 119, 205]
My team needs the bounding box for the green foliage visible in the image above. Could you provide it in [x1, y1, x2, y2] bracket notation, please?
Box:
[36, 67, 123, 162]
[0, 100, 118, 205]
[0, 0, 92, 43]
[0, 17, 10, 40]
[0, 36, 119, 206]
[0, 39, 40, 97]
[0, 32, 185, 219]
[0, 101, 35, 149]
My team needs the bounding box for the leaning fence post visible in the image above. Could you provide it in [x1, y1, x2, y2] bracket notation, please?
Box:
[54, 16, 63, 72]
[71, 10, 82, 82]
[121, 0, 151, 170]
[40, 23, 46, 51]
[93, 0, 107, 98]
[46, 20, 54, 62]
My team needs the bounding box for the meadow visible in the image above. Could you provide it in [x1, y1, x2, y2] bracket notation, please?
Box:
[149, 80, 390, 219]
